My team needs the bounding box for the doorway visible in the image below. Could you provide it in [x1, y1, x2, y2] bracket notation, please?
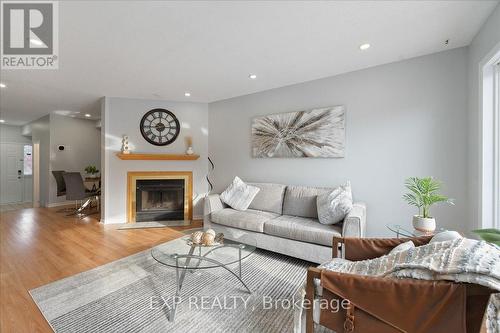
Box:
[0, 143, 33, 211]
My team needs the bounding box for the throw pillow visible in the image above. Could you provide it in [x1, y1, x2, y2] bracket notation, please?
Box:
[317, 182, 353, 225]
[220, 176, 260, 211]
[389, 240, 415, 255]
[429, 230, 462, 244]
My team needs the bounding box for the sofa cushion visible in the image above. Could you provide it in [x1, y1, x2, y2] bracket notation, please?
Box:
[220, 176, 260, 211]
[211, 208, 280, 233]
[282, 185, 331, 218]
[317, 182, 353, 225]
[248, 182, 287, 214]
[264, 215, 342, 246]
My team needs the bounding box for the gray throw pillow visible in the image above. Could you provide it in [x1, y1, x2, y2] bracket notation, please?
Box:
[220, 176, 260, 211]
[317, 182, 353, 225]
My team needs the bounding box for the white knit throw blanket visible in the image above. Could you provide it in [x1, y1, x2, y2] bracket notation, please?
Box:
[296, 238, 500, 332]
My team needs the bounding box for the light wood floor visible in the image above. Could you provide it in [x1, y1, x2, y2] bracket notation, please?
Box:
[0, 202, 33, 213]
[0, 207, 202, 333]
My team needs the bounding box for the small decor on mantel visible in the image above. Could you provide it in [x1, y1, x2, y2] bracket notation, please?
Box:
[185, 136, 194, 155]
[121, 135, 130, 154]
[403, 177, 454, 233]
[188, 229, 224, 246]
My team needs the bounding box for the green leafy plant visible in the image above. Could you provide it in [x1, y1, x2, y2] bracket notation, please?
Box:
[403, 177, 454, 218]
[84, 165, 99, 176]
[472, 229, 500, 246]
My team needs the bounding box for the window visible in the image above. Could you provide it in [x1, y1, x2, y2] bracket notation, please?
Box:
[23, 145, 32, 176]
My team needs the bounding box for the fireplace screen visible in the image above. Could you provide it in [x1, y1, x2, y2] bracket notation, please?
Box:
[135, 179, 185, 222]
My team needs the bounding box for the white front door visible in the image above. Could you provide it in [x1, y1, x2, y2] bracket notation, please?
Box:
[0, 143, 24, 204]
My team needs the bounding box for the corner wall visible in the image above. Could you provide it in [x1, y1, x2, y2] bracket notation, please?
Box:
[208, 48, 469, 237]
[101, 97, 209, 224]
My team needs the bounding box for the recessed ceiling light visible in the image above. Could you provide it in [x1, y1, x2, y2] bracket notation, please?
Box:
[30, 38, 43, 46]
[249, 74, 257, 79]
[0, 119, 5, 123]
[84, 114, 91, 117]
[184, 92, 191, 97]
[359, 43, 371, 50]
[0, 83, 6, 88]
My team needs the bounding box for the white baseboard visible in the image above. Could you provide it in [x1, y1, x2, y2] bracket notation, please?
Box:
[47, 201, 75, 208]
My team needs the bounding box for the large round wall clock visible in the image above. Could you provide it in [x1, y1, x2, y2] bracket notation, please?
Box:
[139, 109, 180, 146]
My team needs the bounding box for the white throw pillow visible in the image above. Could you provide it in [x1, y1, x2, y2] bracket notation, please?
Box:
[429, 230, 462, 244]
[317, 182, 353, 225]
[389, 241, 415, 255]
[220, 176, 260, 211]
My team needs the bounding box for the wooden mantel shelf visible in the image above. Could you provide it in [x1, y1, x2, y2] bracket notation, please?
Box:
[116, 153, 200, 160]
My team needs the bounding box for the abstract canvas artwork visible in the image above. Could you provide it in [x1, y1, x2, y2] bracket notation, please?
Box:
[252, 106, 345, 158]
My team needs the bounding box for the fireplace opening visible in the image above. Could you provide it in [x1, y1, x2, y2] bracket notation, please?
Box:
[135, 179, 185, 222]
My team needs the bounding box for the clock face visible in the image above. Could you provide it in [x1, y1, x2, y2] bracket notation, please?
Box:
[139, 109, 180, 146]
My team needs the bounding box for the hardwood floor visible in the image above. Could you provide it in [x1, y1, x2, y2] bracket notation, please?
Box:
[0, 207, 202, 333]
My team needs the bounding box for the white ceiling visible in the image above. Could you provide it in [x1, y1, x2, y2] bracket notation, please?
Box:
[0, 0, 498, 125]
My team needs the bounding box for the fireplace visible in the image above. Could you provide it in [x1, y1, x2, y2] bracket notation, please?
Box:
[127, 171, 192, 223]
[135, 179, 185, 221]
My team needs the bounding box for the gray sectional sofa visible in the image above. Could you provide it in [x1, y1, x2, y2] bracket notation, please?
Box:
[204, 182, 366, 263]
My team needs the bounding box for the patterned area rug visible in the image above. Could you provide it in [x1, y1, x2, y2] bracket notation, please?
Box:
[30, 237, 315, 333]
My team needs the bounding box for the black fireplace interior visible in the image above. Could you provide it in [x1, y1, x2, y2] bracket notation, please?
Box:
[135, 179, 185, 222]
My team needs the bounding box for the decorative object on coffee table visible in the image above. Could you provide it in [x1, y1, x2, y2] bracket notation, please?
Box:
[403, 177, 454, 233]
[251, 105, 345, 158]
[151, 237, 256, 321]
[190, 231, 203, 244]
[189, 229, 224, 246]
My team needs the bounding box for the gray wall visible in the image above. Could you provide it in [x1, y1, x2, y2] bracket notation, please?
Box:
[208, 48, 469, 237]
[101, 97, 209, 224]
[49, 114, 101, 205]
[0, 124, 31, 144]
[467, 4, 500, 229]
[28, 115, 51, 207]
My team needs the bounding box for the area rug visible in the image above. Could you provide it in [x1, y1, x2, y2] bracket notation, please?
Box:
[116, 220, 192, 230]
[29, 237, 315, 333]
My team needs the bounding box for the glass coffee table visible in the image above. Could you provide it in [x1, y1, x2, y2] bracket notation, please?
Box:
[151, 237, 256, 321]
[386, 224, 445, 238]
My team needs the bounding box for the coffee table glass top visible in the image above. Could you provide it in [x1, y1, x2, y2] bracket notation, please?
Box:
[386, 224, 445, 238]
[151, 237, 257, 269]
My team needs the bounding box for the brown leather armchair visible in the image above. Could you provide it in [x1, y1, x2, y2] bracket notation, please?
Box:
[305, 236, 495, 333]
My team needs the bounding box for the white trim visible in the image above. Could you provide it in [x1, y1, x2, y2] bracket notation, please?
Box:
[46, 200, 75, 208]
[479, 40, 500, 229]
[494, 62, 500, 229]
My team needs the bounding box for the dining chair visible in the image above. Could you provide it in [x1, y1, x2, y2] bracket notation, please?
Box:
[52, 170, 66, 196]
[52, 170, 75, 213]
[63, 172, 99, 217]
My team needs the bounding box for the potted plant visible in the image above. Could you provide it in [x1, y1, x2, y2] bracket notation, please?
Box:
[403, 177, 454, 233]
[84, 165, 99, 179]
